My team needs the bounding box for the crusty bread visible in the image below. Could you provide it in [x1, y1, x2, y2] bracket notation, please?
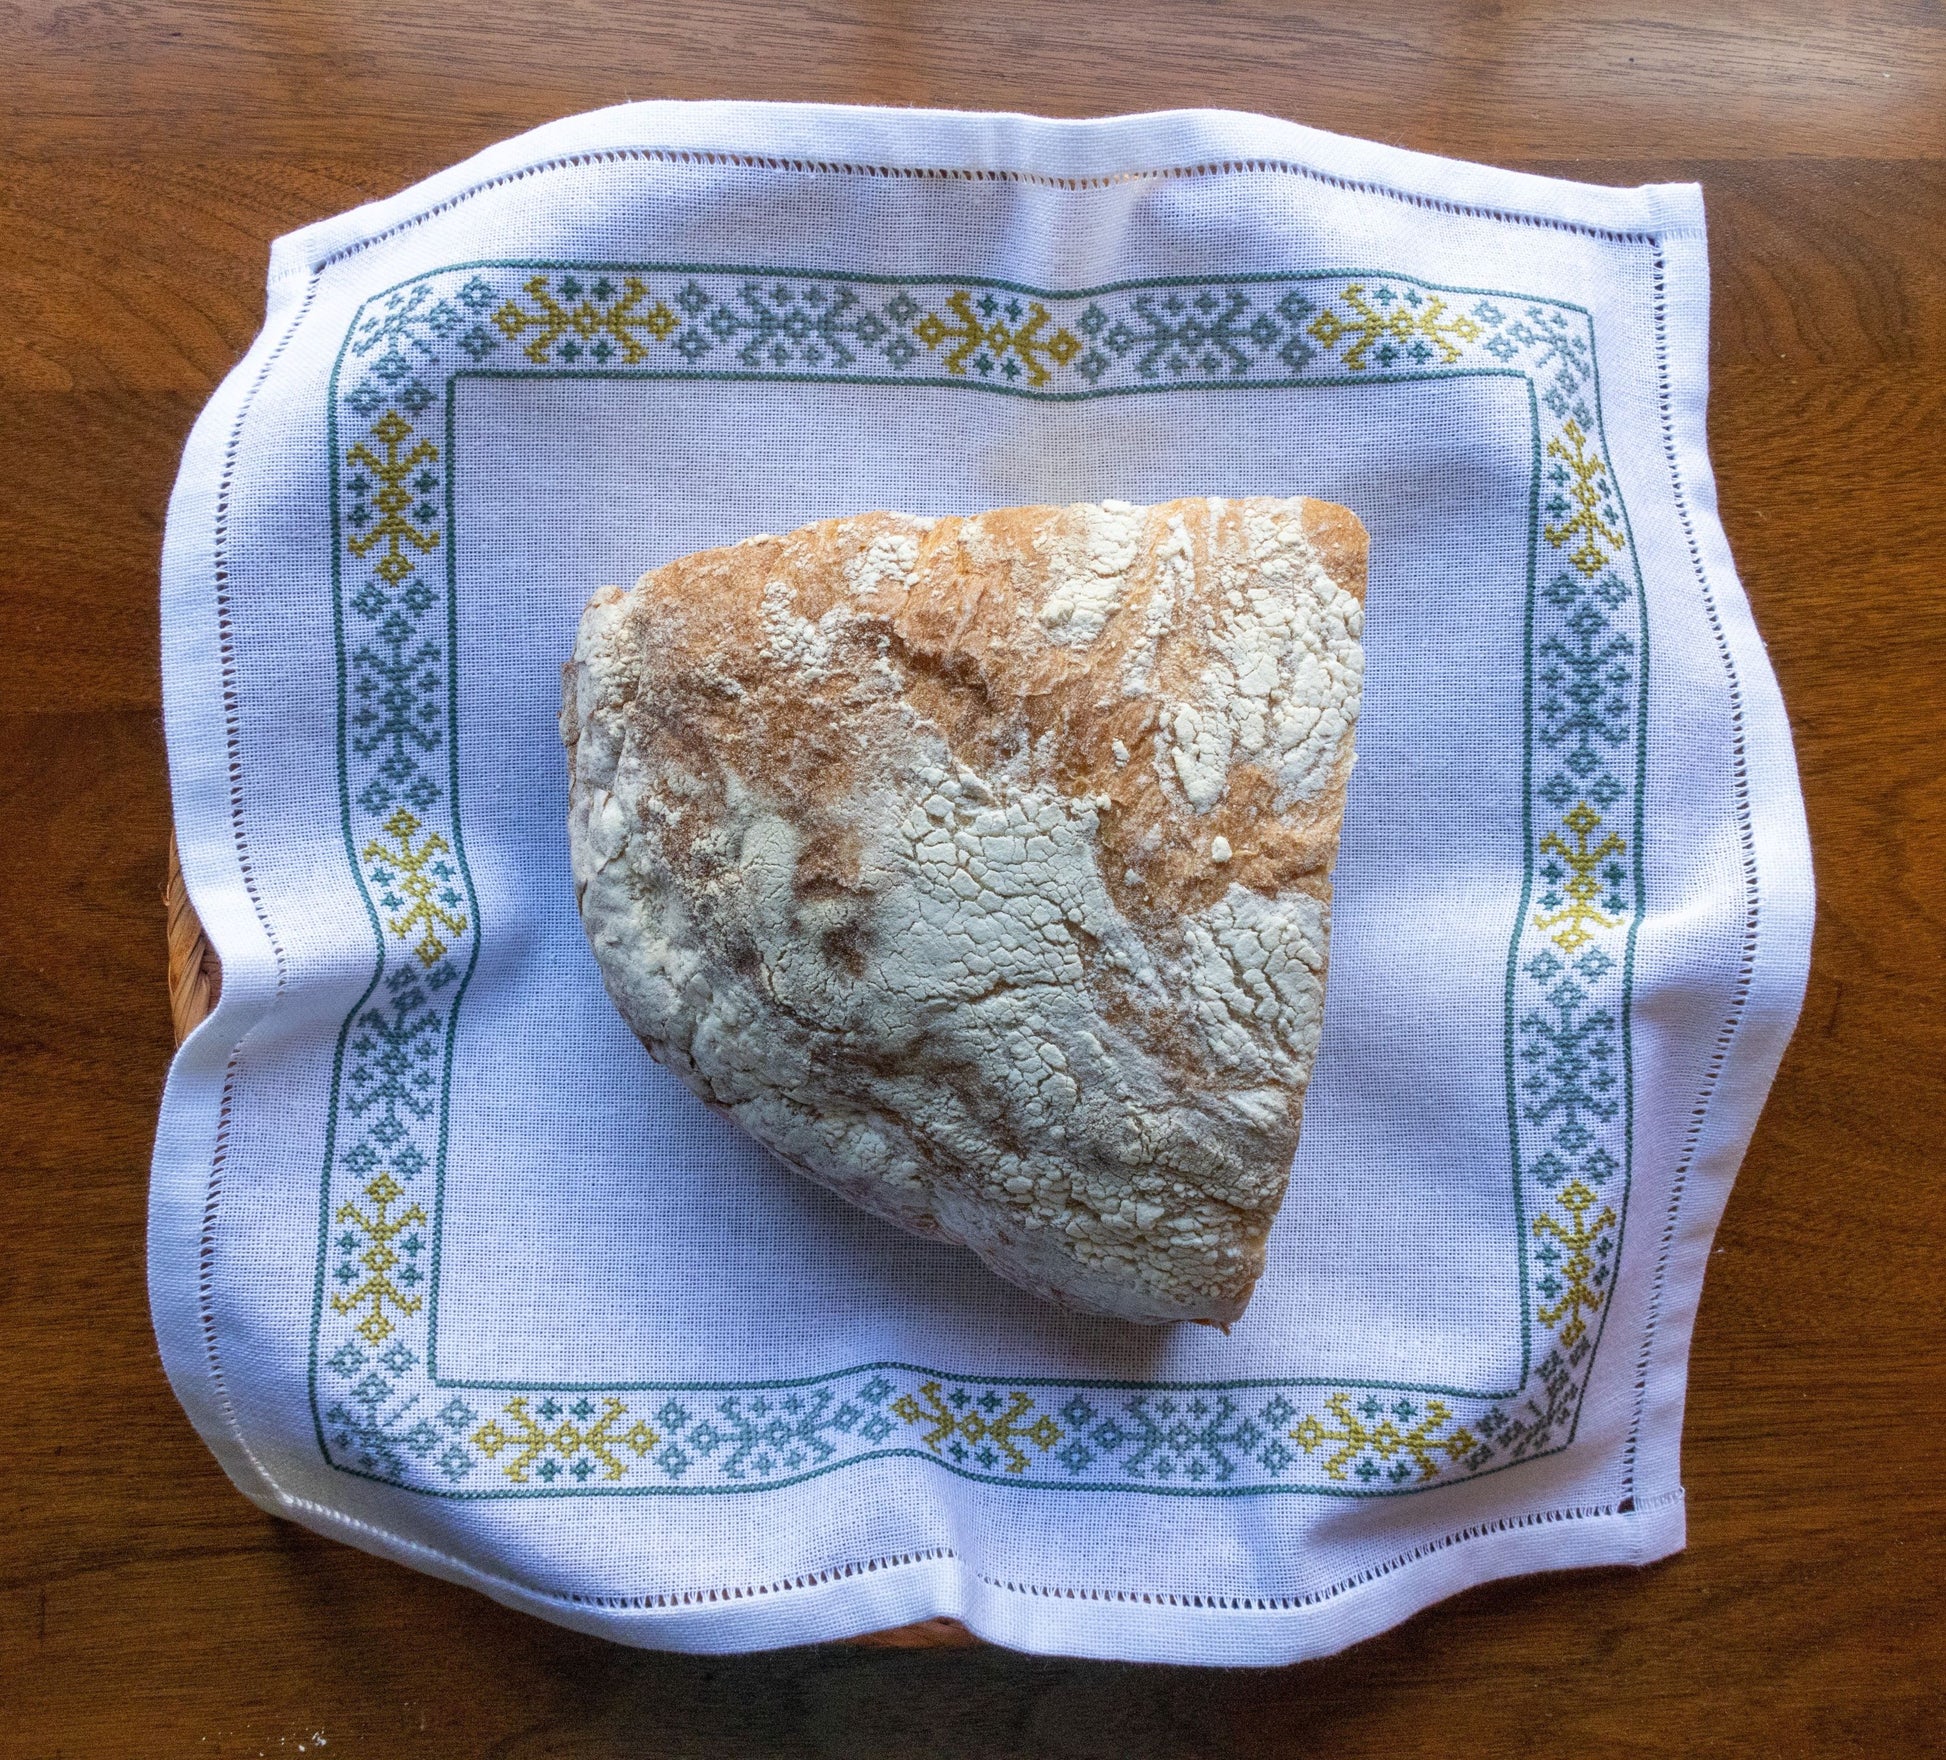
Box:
[563, 497, 1366, 1324]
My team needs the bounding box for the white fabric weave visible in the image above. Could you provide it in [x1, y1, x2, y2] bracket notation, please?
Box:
[152, 101, 1812, 1665]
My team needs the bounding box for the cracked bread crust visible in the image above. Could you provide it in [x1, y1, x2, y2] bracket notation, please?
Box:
[562, 496, 1366, 1324]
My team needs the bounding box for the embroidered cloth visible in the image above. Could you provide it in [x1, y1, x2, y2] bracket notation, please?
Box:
[153, 101, 1813, 1664]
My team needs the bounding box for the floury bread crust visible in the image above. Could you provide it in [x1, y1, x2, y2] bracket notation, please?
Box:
[562, 497, 1366, 1324]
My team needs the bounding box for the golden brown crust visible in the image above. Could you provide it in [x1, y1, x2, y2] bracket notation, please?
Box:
[564, 496, 1366, 1323]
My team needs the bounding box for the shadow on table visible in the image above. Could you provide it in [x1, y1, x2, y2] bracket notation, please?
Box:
[474, 1567, 1653, 1759]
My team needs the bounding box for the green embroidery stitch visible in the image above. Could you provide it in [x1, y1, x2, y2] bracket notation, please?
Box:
[1533, 1181, 1617, 1349]
[311, 259, 1650, 1499]
[362, 807, 469, 966]
[329, 1172, 428, 1347]
[1534, 802, 1626, 953]
[1542, 417, 1623, 576]
[1291, 1392, 1478, 1486]
[473, 1395, 661, 1485]
[892, 1380, 1064, 1475]
[345, 411, 440, 586]
[492, 272, 678, 366]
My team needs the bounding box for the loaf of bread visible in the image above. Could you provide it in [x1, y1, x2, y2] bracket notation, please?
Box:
[562, 496, 1366, 1324]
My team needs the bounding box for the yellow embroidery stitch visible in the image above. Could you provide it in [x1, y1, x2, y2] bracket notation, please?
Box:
[891, 1380, 1063, 1474]
[1534, 1180, 1617, 1348]
[472, 1396, 660, 1485]
[1291, 1392, 1478, 1484]
[329, 1172, 426, 1346]
[361, 807, 468, 965]
[345, 411, 440, 586]
[1542, 417, 1624, 576]
[1305, 283, 1483, 371]
[912, 289, 1083, 387]
[1534, 801, 1625, 953]
[492, 273, 678, 366]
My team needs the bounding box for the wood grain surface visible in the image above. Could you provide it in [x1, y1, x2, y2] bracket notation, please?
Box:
[3, 3, 1943, 1754]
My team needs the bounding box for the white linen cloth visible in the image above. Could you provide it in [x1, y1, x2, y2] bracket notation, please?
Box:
[152, 101, 1812, 1665]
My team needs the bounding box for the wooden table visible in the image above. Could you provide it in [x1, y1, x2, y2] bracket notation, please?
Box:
[5, 3, 1942, 1752]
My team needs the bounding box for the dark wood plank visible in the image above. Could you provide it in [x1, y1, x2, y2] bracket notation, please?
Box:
[5, 1, 1942, 161]
[2, 3, 1942, 1754]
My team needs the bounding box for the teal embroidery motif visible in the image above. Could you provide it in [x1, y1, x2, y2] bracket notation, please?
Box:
[315, 261, 1649, 1498]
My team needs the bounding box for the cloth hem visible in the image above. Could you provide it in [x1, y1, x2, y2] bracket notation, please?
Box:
[1615, 223, 1815, 1507]
[150, 264, 327, 1523]
[225, 1478, 1685, 1664]
[266, 102, 1704, 289]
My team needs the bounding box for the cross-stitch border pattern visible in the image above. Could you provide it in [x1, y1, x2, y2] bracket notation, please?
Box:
[309, 261, 1649, 1498]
